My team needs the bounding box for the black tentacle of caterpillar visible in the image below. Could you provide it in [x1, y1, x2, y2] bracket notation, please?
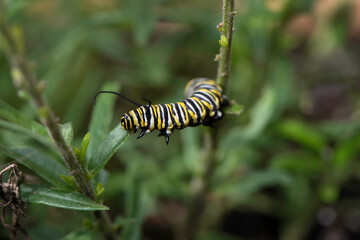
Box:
[94, 78, 228, 145]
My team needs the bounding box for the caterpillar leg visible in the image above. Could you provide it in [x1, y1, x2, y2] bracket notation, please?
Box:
[203, 121, 216, 127]
[137, 129, 147, 139]
[213, 111, 223, 121]
[203, 111, 223, 127]
[158, 130, 171, 145]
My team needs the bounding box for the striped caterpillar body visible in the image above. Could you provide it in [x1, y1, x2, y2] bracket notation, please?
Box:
[94, 78, 228, 144]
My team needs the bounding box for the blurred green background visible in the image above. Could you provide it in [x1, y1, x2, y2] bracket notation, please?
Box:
[1, 0, 360, 239]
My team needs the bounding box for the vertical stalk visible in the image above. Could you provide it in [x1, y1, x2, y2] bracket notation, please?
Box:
[0, 2, 116, 239]
[184, 1, 235, 239]
[217, 0, 235, 90]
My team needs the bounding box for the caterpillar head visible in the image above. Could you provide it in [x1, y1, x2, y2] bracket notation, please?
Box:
[121, 114, 133, 130]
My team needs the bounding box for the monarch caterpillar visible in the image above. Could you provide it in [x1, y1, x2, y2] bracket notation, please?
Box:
[94, 78, 228, 144]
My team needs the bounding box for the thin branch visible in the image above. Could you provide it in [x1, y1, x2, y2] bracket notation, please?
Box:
[184, 1, 235, 239]
[0, 2, 116, 239]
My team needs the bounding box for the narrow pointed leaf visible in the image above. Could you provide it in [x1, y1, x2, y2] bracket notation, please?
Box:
[114, 216, 137, 228]
[122, 162, 149, 240]
[88, 124, 129, 175]
[0, 145, 71, 191]
[80, 132, 91, 165]
[0, 99, 48, 137]
[60, 122, 74, 146]
[0, 119, 54, 148]
[214, 170, 292, 199]
[87, 82, 120, 161]
[273, 119, 326, 154]
[129, 0, 156, 46]
[270, 151, 323, 174]
[21, 185, 109, 211]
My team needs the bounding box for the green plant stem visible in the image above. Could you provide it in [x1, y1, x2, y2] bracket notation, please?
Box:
[0, 3, 116, 239]
[216, 0, 235, 91]
[184, 1, 235, 239]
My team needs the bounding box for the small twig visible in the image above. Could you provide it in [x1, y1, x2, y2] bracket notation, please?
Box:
[184, 1, 235, 239]
[0, 164, 17, 182]
[0, 164, 30, 240]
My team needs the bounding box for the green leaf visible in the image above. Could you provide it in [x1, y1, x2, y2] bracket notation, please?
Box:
[60, 122, 74, 146]
[6, 0, 29, 19]
[181, 128, 201, 176]
[0, 145, 71, 191]
[88, 29, 128, 60]
[88, 124, 129, 175]
[62, 70, 103, 131]
[333, 135, 360, 168]
[73, 147, 81, 160]
[60, 174, 77, 190]
[0, 119, 53, 148]
[87, 81, 120, 162]
[219, 35, 228, 47]
[270, 151, 323, 175]
[220, 86, 277, 151]
[222, 59, 295, 148]
[214, 170, 292, 199]
[61, 229, 99, 240]
[114, 216, 137, 228]
[79, 132, 91, 168]
[243, 86, 277, 140]
[89, 10, 128, 27]
[128, 0, 156, 46]
[95, 182, 104, 200]
[224, 102, 244, 116]
[332, 135, 360, 181]
[21, 184, 109, 211]
[122, 162, 150, 240]
[318, 184, 339, 204]
[0, 99, 48, 137]
[83, 218, 93, 229]
[273, 119, 327, 154]
[319, 119, 360, 139]
[285, 176, 313, 215]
